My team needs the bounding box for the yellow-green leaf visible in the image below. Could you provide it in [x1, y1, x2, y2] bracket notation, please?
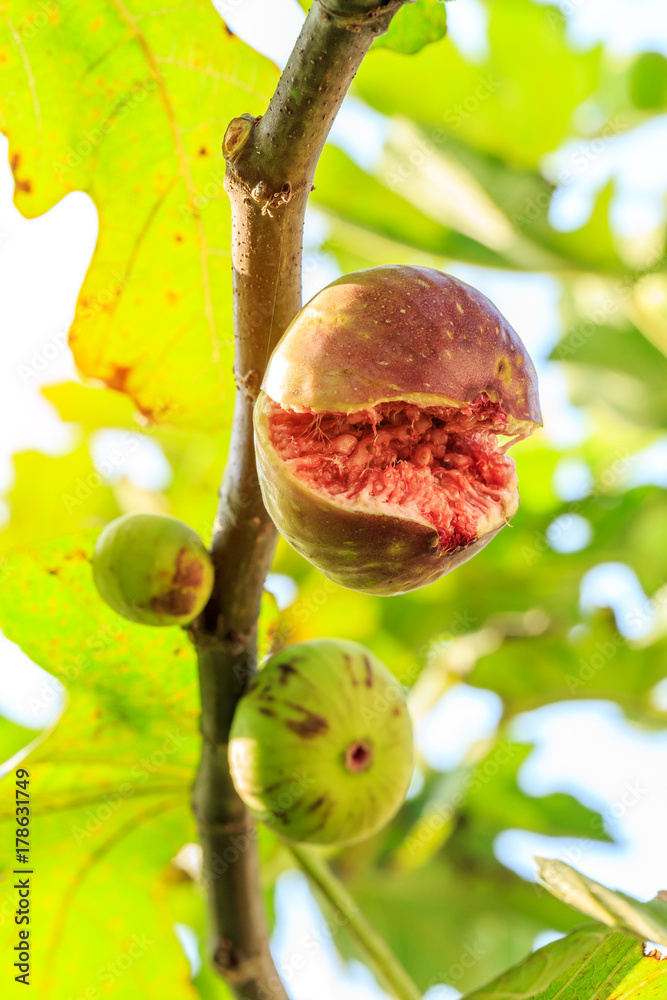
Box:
[0, 1, 278, 430]
[463, 925, 667, 999]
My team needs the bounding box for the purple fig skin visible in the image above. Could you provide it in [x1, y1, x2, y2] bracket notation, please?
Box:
[264, 265, 541, 435]
[254, 266, 541, 595]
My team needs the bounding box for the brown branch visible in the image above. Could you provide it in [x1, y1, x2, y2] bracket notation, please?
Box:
[190, 2, 405, 998]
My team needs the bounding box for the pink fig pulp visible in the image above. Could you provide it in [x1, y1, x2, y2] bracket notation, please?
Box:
[254, 265, 541, 595]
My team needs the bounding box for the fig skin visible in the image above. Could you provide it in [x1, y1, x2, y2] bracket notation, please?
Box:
[92, 513, 214, 626]
[254, 265, 541, 595]
[263, 265, 541, 433]
[229, 639, 414, 846]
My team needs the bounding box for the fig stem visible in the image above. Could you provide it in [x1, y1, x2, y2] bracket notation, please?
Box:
[190, 2, 408, 997]
[289, 843, 422, 1000]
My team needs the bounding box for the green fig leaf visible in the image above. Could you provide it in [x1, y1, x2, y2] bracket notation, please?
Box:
[536, 858, 667, 947]
[462, 924, 667, 999]
[374, 0, 448, 55]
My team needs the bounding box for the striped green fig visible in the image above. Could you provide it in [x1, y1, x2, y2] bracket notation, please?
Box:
[92, 513, 214, 626]
[229, 639, 414, 846]
[254, 265, 541, 595]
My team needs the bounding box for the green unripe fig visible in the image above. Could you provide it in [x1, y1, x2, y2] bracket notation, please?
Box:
[229, 639, 414, 846]
[92, 513, 214, 626]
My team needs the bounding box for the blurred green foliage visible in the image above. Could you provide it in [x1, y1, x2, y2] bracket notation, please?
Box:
[0, 0, 666, 997]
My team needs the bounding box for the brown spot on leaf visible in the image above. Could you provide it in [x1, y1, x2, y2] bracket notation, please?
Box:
[198, 147, 208, 156]
[10, 152, 32, 194]
[259, 707, 276, 718]
[106, 365, 132, 392]
[174, 233, 184, 242]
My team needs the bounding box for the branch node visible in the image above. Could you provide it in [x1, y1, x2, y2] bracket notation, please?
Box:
[317, 0, 404, 28]
[250, 179, 293, 216]
[213, 943, 264, 984]
[197, 815, 252, 835]
[234, 366, 262, 400]
[223, 114, 258, 162]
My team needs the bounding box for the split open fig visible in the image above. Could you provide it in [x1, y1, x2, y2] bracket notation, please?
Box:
[254, 265, 541, 595]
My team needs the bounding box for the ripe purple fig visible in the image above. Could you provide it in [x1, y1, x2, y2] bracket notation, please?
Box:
[229, 639, 414, 846]
[254, 265, 541, 595]
[92, 513, 214, 626]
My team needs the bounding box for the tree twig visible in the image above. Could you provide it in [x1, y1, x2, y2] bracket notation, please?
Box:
[191, 2, 406, 997]
[289, 843, 422, 1000]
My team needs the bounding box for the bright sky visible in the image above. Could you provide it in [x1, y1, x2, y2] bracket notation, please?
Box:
[1, 2, 667, 997]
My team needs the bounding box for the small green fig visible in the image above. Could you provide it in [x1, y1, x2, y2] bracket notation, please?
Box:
[254, 265, 542, 595]
[92, 513, 214, 626]
[229, 639, 414, 846]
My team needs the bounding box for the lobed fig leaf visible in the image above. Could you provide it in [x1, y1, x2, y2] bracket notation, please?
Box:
[229, 639, 414, 846]
[92, 513, 214, 626]
[254, 265, 541, 595]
